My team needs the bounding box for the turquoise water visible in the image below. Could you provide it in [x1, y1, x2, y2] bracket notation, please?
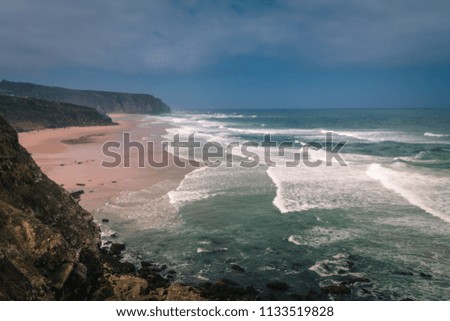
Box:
[99, 108, 450, 300]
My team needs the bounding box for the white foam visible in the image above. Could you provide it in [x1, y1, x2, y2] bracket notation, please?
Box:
[288, 227, 354, 248]
[196, 247, 228, 253]
[226, 127, 320, 137]
[424, 132, 449, 138]
[191, 113, 254, 119]
[257, 266, 277, 272]
[309, 253, 352, 277]
[266, 154, 377, 214]
[96, 179, 181, 230]
[100, 227, 117, 238]
[366, 163, 450, 223]
[288, 235, 302, 245]
[321, 129, 413, 142]
[167, 167, 211, 208]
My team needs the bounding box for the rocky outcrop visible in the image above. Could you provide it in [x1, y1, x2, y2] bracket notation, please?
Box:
[97, 242, 260, 301]
[0, 80, 170, 115]
[0, 95, 115, 132]
[0, 115, 103, 300]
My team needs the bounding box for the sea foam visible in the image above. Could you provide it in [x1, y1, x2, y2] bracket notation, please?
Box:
[424, 132, 449, 138]
[366, 163, 450, 223]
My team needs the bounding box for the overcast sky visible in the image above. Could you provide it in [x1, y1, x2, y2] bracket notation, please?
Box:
[1, 0, 450, 109]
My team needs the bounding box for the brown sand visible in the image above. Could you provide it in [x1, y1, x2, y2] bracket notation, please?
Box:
[19, 114, 193, 212]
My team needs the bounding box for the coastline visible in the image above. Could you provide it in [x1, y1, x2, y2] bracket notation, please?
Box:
[15, 114, 365, 300]
[15, 113, 271, 300]
[18, 114, 194, 212]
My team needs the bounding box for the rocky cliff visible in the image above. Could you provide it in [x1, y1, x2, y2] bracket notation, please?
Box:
[0, 95, 116, 132]
[0, 115, 103, 300]
[0, 80, 170, 114]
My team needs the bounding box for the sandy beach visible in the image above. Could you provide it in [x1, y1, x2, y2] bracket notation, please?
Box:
[19, 114, 193, 212]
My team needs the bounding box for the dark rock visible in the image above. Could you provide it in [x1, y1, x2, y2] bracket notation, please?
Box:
[394, 270, 414, 276]
[138, 265, 166, 279]
[121, 262, 136, 274]
[199, 279, 258, 300]
[231, 264, 246, 273]
[70, 190, 84, 199]
[101, 218, 109, 223]
[346, 260, 355, 269]
[320, 277, 369, 296]
[321, 284, 351, 295]
[304, 289, 321, 300]
[100, 249, 136, 276]
[109, 243, 126, 256]
[216, 279, 239, 287]
[146, 273, 170, 290]
[420, 272, 432, 279]
[362, 288, 371, 295]
[110, 233, 118, 238]
[267, 281, 290, 292]
[290, 291, 325, 301]
[139, 261, 166, 274]
[76, 183, 85, 186]
[340, 277, 371, 286]
[137, 268, 150, 279]
[140, 260, 154, 268]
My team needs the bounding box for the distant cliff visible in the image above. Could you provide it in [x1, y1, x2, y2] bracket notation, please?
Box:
[0, 95, 116, 132]
[0, 115, 103, 300]
[0, 80, 171, 114]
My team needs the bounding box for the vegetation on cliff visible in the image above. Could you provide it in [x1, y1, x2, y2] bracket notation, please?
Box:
[0, 80, 171, 115]
[0, 95, 115, 132]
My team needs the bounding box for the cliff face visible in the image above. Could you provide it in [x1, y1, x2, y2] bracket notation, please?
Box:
[0, 80, 171, 114]
[0, 95, 116, 132]
[0, 116, 102, 300]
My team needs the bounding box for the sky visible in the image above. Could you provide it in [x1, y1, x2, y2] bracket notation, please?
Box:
[1, 0, 450, 109]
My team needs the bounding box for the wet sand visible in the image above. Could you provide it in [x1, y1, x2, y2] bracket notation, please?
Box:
[19, 114, 193, 212]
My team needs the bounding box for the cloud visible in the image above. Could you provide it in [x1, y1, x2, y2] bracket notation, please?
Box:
[1, 0, 450, 74]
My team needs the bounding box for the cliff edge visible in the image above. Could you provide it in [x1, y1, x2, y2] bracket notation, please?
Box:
[0, 115, 103, 300]
[0, 80, 170, 115]
[0, 95, 116, 132]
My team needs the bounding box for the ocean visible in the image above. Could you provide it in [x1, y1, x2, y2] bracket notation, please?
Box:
[97, 108, 450, 300]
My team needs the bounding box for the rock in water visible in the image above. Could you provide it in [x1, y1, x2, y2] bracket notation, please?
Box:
[109, 243, 126, 256]
[267, 281, 290, 292]
[321, 284, 351, 295]
[231, 264, 246, 273]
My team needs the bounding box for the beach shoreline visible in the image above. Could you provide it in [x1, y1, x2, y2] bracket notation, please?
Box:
[18, 114, 193, 212]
